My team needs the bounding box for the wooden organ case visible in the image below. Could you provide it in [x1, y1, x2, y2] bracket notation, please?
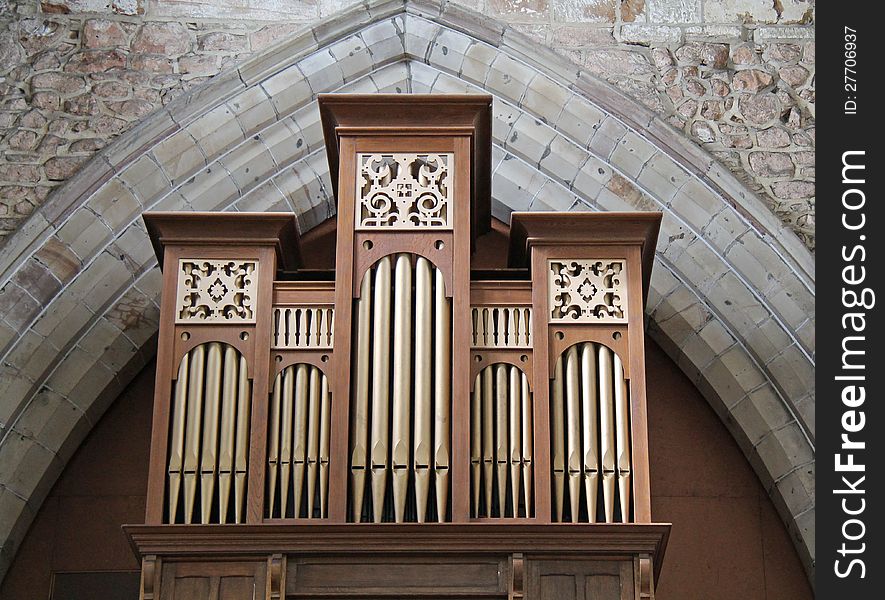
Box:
[127, 95, 669, 600]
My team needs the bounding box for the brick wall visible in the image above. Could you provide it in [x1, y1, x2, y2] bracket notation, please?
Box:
[0, 0, 814, 246]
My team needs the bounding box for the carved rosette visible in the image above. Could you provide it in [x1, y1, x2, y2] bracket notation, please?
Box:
[356, 153, 453, 229]
[176, 259, 258, 324]
[548, 259, 627, 323]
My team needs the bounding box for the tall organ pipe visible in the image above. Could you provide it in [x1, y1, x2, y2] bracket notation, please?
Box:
[413, 257, 432, 522]
[614, 353, 631, 523]
[433, 267, 451, 522]
[598, 345, 615, 523]
[370, 256, 392, 523]
[391, 254, 413, 523]
[350, 271, 372, 521]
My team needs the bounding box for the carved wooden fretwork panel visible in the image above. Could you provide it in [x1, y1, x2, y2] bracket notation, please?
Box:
[176, 259, 258, 324]
[356, 153, 453, 229]
[548, 259, 627, 323]
[272, 306, 334, 349]
[471, 306, 532, 348]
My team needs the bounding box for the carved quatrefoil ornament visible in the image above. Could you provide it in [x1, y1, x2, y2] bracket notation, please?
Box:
[176, 259, 258, 324]
[548, 259, 627, 323]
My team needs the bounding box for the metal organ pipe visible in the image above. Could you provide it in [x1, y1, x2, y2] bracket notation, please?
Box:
[391, 254, 413, 523]
[550, 342, 633, 523]
[350, 253, 452, 522]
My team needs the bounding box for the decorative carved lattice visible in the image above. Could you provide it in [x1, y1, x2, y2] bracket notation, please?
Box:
[548, 259, 627, 323]
[176, 259, 258, 323]
[356, 153, 453, 229]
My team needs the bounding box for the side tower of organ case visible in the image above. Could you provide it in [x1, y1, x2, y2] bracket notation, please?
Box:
[129, 95, 669, 600]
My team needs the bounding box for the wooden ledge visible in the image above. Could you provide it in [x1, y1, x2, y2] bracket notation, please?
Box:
[124, 522, 670, 581]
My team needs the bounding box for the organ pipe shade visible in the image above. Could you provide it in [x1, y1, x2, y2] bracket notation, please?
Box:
[167, 342, 251, 524]
[266, 364, 332, 519]
[550, 342, 632, 523]
[349, 253, 452, 523]
[470, 364, 534, 518]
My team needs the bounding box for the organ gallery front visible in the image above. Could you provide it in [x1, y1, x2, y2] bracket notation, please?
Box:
[127, 94, 668, 600]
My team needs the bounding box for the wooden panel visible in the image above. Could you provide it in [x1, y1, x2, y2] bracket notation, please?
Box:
[288, 556, 506, 597]
[527, 560, 633, 600]
[158, 561, 266, 600]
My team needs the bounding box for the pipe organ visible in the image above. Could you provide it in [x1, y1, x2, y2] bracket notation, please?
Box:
[131, 95, 668, 600]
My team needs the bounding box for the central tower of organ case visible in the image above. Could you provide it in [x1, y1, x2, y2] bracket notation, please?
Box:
[129, 95, 668, 600]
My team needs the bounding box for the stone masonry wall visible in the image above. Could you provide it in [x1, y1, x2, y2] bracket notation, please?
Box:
[0, 0, 815, 248]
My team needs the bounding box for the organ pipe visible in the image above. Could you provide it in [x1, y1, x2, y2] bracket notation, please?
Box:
[350, 271, 372, 521]
[414, 257, 432, 523]
[434, 267, 451, 522]
[391, 254, 413, 523]
[370, 256, 392, 523]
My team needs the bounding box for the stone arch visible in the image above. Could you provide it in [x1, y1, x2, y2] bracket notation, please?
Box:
[0, 0, 814, 583]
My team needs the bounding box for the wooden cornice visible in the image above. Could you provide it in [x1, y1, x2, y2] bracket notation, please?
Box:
[318, 93, 493, 237]
[143, 211, 302, 271]
[507, 211, 662, 303]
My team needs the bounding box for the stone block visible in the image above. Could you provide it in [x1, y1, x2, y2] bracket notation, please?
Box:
[151, 130, 207, 188]
[620, 24, 683, 44]
[530, 181, 575, 212]
[571, 155, 612, 201]
[538, 134, 588, 186]
[227, 86, 278, 137]
[329, 35, 375, 83]
[262, 119, 308, 168]
[697, 318, 735, 355]
[187, 103, 245, 161]
[729, 384, 792, 444]
[504, 112, 557, 166]
[403, 14, 441, 59]
[228, 138, 279, 193]
[755, 421, 813, 483]
[587, 116, 628, 160]
[362, 18, 406, 67]
[55, 208, 113, 263]
[118, 157, 172, 209]
[86, 179, 142, 233]
[553, 0, 615, 23]
[109, 223, 155, 273]
[427, 26, 472, 76]
[647, 0, 701, 23]
[179, 166, 240, 212]
[299, 48, 345, 93]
